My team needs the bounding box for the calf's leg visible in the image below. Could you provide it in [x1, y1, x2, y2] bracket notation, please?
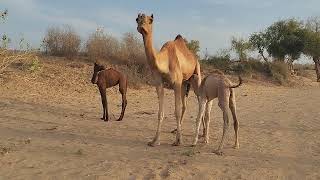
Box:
[99, 86, 108, 121]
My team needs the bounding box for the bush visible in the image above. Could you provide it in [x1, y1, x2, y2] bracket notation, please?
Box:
[42, 25, 81, 59]
[86, 30, 120, 61]
[116, 33, 150, 87]
[269, 61, 289, 84]
[26, 56, 41, 72]
[232, 60, 270, 76]
[203, 55, 231, 71]
[119, 32, 146, 66]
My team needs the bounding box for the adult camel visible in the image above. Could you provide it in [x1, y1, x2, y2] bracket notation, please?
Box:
[136, 13, 201, 146]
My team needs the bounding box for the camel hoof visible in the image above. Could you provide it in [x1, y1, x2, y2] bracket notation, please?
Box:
[198, 134, 205, 138]
[147, 141, 160, 147]
[104, 119, 109, 122]
[190, 144, 196, 147]
[171, 129, 177, 133]
[172, 141, 181, 146]
[100, 117, 104, 120]
[233, 144, 240, 149]
[204, 140, 209, 144]
[213, 150, 224, 156]
[116, 119, 122, 121]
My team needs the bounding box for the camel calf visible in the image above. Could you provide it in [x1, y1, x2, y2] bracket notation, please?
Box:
[190, 70, 242, 155]
[91, 62, 128, 121]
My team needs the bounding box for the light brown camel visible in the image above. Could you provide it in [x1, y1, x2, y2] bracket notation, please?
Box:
[190, 70, 242, 155]
[136, 13, 201, 146]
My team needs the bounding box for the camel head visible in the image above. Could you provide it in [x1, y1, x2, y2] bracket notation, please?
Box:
[91, 62, 106, 84]
[136, 13, 153, 35]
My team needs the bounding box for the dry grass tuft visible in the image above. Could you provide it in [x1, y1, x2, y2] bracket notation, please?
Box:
[0, 49, 39, 74]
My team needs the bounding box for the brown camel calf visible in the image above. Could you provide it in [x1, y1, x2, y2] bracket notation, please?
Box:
[91, 62, 128, 121]
[190, 70, 242, 155]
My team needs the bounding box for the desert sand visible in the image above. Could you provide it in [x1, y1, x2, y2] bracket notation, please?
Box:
[0, 58, 319, 180]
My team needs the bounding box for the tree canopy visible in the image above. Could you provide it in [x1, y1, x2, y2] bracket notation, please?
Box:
[230, 36, 251, 61]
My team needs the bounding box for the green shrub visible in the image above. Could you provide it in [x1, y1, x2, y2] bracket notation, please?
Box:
[230, 60, 270, 76]
[269, 61, 289, 84]
[27, 56, 41, 72]
[203, 55, 231, 70]
[232, 62, 253, 75]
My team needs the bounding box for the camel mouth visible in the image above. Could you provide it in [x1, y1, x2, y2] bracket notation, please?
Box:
[91, 71, 102, 84]
[137, 26, 147, 35]
[91, 76, 98, 84]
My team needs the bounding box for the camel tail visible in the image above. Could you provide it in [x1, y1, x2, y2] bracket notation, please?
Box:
[185, 82, 191, 97]
[229, 76, 243, 88]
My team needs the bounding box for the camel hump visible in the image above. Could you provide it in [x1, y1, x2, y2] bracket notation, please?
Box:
[175, 34, 183, 40]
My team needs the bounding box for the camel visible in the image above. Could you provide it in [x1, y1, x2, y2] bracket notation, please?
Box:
[136, 13, 201, 146]
[91, 62, 128, 121]
[190, 70, 242, 155]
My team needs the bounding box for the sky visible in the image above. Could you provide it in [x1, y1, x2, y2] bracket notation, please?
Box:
[1, 0, 320, 61]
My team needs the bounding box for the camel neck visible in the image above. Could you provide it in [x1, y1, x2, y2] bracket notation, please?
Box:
[142, 33, 158, 68]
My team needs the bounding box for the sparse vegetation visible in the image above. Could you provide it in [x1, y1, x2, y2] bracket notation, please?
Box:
[231, 36, 251, 62]
[0, 9, 39, 74]
[185, 39, 201, 59]
[2, 7, 319, 86]
[86, 29, 120, 61]
[181, 148, 196, 157]
[42, 25, 81, 59]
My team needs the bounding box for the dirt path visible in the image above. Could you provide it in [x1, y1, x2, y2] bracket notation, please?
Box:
[0, 82, 320, 179]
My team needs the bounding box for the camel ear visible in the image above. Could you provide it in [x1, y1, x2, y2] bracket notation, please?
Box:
[150, 14, 153, 24]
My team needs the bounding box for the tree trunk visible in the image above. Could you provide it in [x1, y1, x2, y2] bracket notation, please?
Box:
[258, 49, 269, 63]
[313, 56, 320, 82]
[287, 59, 295, 75]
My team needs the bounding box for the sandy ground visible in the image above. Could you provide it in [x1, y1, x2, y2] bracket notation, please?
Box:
[0, 59, 320, 180]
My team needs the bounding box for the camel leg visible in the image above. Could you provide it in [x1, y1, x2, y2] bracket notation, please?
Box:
[117, 91, 127, 121]
[148, 84, 164, 146]
[171, 83, 187, 133]
[216, 94, 230, 155]
[172, 84, 183, 146]
[229, 89, 239, 149]
[200, 116, 206, 138]
[117, 80, 127, 121]
[98, 86, 108, 121]
[192, 96, 207, 146]
[204, 100, 213, 144]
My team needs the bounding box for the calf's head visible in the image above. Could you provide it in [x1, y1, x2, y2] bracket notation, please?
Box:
[91, 62, 105, 84]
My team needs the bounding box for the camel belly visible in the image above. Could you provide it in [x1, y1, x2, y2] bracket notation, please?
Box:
[175, 49, 196, 80]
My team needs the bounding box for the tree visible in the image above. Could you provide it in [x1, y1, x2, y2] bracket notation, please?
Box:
[303, 17, 320, 82]
[249, 32, 269, 63]
[185, 39, 200, 59]
[230, 36, 251, 61]
[265, 19, 304, 63]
